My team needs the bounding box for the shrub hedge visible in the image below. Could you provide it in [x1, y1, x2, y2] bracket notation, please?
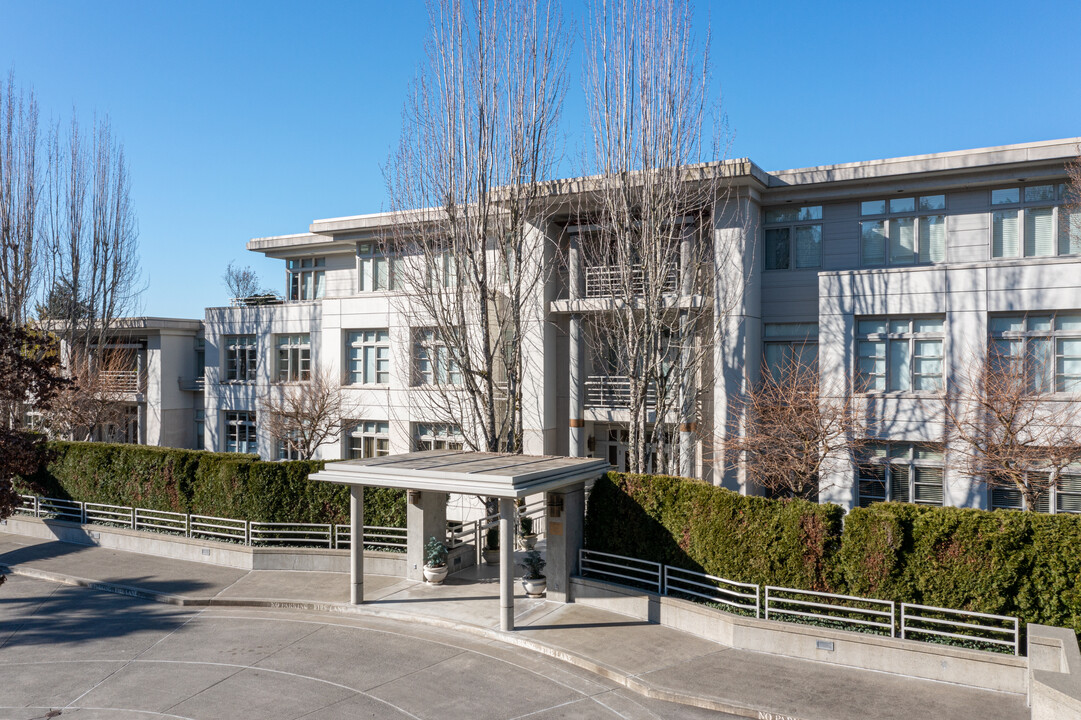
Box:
[587, 473, 1081, 637]
[17, 441, 405, 528]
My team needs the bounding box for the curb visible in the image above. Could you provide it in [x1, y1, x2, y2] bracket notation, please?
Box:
[0, 563, 788, 719]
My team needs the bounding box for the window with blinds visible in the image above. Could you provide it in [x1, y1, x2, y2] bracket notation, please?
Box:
[860, 195, 946, 267]
[856, 316, 944, 393]
[989, 312, 1081, 393]
[989, 472, 1079, 514]
[857, 443, 945, 507]
[991, 184, 1078, 259]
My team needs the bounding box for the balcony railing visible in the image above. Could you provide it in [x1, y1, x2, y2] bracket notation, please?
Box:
[178, 375, 206, 392]
[584, 375, 657, 409]
[584, 264, 679, 299]
[100, 370, 140, 393]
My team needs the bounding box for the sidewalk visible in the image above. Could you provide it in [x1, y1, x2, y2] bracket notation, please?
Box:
[0, 532, 1029, 720]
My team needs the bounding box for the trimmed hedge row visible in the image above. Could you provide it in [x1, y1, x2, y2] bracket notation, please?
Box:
[587, 472, 1081, 637]
[18, 441, 405, 528]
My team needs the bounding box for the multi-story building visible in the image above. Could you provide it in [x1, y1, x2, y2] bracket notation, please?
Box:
[198, 137, 1081, 513]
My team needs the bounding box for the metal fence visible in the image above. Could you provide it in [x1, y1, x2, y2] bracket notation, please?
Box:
[577, 547, 1020, 655]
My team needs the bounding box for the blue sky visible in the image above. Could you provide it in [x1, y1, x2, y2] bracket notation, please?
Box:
[3, 0, 1080, 318]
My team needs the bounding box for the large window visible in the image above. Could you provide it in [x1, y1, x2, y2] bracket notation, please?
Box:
[989, 312, 1081, 393]
[763, 323, 818, 380]
[414, 328, 462, 385]
[288, 257, 326, 300]
[860, 195, 946, 266]
[763, 206, 822, 270]
[990, 473, 1081, 514]
[857, 317, 944, 392]
[346, 420, 390, 459]
[225, 411, 256, 454]
[277, 428, 301, 460]
[347, 330, 390, 384]
[194, 409, 204, 450]
[276, 334, 311, 382]
[225, 335, 257, 382]
[428, 249, 458, 288]
[358, 242, 395, 291]
[991, 184, 1081, 259]
[857, 443, 944, 507]
[414, 423, 463, 450]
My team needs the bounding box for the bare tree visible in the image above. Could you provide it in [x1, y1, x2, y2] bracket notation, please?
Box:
[223, 260, 271, 302]
[259, 367, 351, 460]
[383, 0, 568, 453]
[43, 345, 139, 442]
[0, 72, 42, 326]
[945, 345, 1081, 511]
[577, 0, 728, 474]
[728, 350, 869, 499]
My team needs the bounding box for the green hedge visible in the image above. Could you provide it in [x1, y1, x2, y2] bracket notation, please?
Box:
[585, 473, 845, 591]
[18, 441, 405, 527]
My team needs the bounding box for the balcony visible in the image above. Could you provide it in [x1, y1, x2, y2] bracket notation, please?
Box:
[100, 370, 141, 393]
[178, 376, 206, 392]
[584, 264, 678, 299]
[584, 375, 657, 409]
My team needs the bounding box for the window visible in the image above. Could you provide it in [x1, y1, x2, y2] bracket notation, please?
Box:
[347, 330, 390, 384]
[194, 409, 204, 450]
[347, 421, 390, 459]
[764, 323, 819, 380]
[276, 334, 311, 382]
[277, 429, 301, 460]
[195, 338, 205, 380]
[225, 411, 256, 454]
[358, 242, 395, 291]
[414, 423, 463, 450]
[991, 184, 1081, 258]
[763, 206, 822, 270]
[857, 443, 944, 507]
[860, 195, 946, 266]
[414, 328, 462, 385]
[224, 335, 257, 382]
[288, 257, 326, 300]
[989, 312, 1081, 393]
[428, 249, 458, 288]
[857, 317, 944, 392]
[990, 473, 1081, 514]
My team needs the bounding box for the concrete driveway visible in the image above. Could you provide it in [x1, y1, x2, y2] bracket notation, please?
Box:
[0, 574, 733, 720]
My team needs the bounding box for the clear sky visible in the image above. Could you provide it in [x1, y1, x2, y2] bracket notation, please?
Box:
[3, 0, 1080, 318]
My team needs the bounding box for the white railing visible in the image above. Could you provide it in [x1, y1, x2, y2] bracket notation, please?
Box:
[584, 376, 657, 409]
[765, 586, 895, 637]
[190, 514, 248, 543]
[37, 497, 83, 522]
[580, 549, 663, 593]
[135, 508, 188, 535]
[250, 522, 332, 547]
[100, 369, 140, 393]
[177, 375, 206, 392]
[901, 603, 1020, 656]
[446, 520, 474, 550]
[336, 525, 408, 552]
[665, 565, 760, 617]
[584, 264, 679, 299]
[84, 502, 135, 528]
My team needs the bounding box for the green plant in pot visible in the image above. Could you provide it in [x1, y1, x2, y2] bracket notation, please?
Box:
[423, 536, 449, 584]
[520, 549, 546, 598]
[519, 514, 538, 550]
[482, 526, 500, 565]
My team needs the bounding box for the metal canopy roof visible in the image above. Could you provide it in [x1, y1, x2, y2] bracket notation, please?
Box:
[310, 450, 609, 498]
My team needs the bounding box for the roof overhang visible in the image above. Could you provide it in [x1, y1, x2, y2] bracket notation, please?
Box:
[310, 450, 610, 498]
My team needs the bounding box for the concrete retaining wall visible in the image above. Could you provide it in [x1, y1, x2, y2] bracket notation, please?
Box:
[1028, 624, 1081, 718]
[569, 576, 1028, 695]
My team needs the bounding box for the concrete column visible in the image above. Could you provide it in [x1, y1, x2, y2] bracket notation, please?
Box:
[499, 497, 515, 631]
[678, 309, 695, 478]
[350, 485, 364, 604]
[569, 313, 584, 457]
[568, 232, 582, 300]
[543, 483, 584, 604]
[407, 491, 447, 581]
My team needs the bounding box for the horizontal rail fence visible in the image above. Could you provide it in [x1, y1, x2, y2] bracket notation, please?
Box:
[665, 565, 760, 618]
[37, 496, 83, 522]
[189, 514, 248, 543]
[83, 502, 135, 528]
[901, 603, 1020, 656]
[765, 586, 895, 637]
[135, 508, 188, 535]
[250, 523, 332, 548]
[335, 525, 408, 553]
[446, 520, 473, 550]
[580, 549, 663, 594]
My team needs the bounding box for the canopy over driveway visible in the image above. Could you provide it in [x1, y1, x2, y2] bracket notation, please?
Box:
[310, 450, 609, 631]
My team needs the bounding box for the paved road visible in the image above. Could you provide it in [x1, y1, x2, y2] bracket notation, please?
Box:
[0, 574, 734, 720]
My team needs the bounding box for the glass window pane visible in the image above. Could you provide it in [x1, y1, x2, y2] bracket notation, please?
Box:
[798, 206, 823, 221]
[913, 318, 944, 333]
[890, 197, 915, 214]
[993, 210, 1020, 258]
[859, 319, 887, 335]
[889, 340, 911, 391]
[861, 221, 887, 265]
[919, 215, 946, 263]
[1058, 338, 1081, 392]
[915, 445, 944, 461]
[1030, 338, 1054, 393]
[764, 323, 819, 338]
[990, 315, 1024, 334]
[1056, 313, 1081, 331]
[794, 225, 821, 268]
[314, 271, 326, 298]
[992, 188, 1020, 205]
[919, 195, 946, 211]
[888, 319, 911, 334]
[913, 467, 944, 505]
[1029, 315, 1052, 332]
[1025, 207, 1055, 257]
[861, 200, 886, 216]
[765, 208, 798, 224]
[765, 228, 790, 270]
[992, 487, 1023, 510]
[1059, 208, 1081, 256]
[889, 218, 916, 264]
[1025, 185, 1056, 202]
[890, 464, 910, 503]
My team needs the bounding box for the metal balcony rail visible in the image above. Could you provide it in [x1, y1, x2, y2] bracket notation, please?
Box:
[901, 603, 1020, 655]
[84, 502, 135, 528]
[584, 375, 657, 409]
[579, 549, 663, 593]
[99, 370, 140, 392]
[250, 522, 333, 547]
[765, 586, 895, 637]
[336, 526, 408, 552]
[664, 566, 760, 618]
[584, 264, 678, 299]
[178, 375, 206, 391]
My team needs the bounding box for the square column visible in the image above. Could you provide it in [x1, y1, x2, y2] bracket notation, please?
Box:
[499, 497, 515, 631]
[543, 483, 584, 604]
[350, 485, 365, 604]
[407, 490, 447, 581]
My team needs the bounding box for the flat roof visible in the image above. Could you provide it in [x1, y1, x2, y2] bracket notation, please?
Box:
[310, 450, 610, 498]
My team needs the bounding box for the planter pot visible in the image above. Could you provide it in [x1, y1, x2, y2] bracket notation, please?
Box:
[482, 548, 500, 565]
[520, 533, 538, 551]
[423, 564, 449, 584]
[522, 576, 546, 598]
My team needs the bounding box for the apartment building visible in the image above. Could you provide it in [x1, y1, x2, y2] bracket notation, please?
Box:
[197, 137, 1081, 513]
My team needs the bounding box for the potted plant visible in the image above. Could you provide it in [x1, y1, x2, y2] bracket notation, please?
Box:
[482, 527, 500, 565]
[520, 549, 546, 597]
[423, 536, 449, 584]
[519, 514, 538, 550]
